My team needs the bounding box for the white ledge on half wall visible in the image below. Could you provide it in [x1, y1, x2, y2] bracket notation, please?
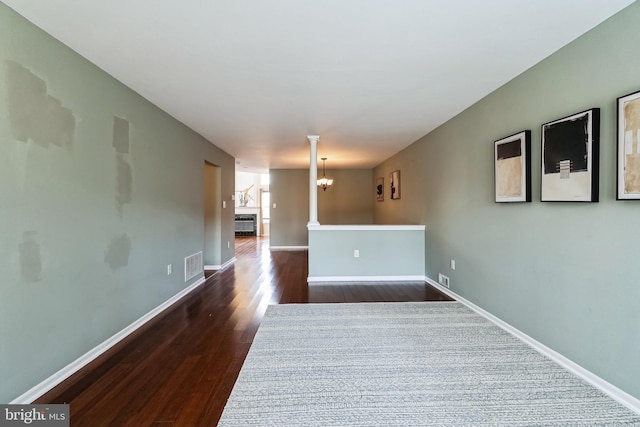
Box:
[307, 224, 425, 231]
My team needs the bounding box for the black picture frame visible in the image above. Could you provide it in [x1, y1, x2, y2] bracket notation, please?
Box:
[376, 177, 384, 201]
[541, 108, 600, 202]
[494, 130, 531, 203]
[616, 89, 640, 200]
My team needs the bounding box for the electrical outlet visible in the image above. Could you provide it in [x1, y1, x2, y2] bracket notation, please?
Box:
[354, 249, 360, 258]
[167, 264, 172, 275]
[222, 201, 226, 208]
[450, 259, 456, 270]
[438, 273, 450, 288]
[273, 203, 277, 209]
[227, 241, 230, 248]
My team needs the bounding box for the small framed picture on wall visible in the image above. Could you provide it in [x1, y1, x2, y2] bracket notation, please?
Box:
[617, 89, 640, 200]
[390, 170, 401, 200]
[494, 130, 531, 203]
[376, 177, 384, 201]
[541, 108, 600, 202]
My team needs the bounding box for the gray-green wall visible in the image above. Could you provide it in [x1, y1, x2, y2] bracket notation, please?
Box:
[0, 4, 235, 402]
[270, 169, 373, 247]
[374, 3, 640, 399]
[269, 169, 310, 247]
[318, 169, 373, 225]
[308, 227, 424, 278]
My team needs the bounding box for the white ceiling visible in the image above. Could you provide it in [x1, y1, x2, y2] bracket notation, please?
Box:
[2, 1, 634, 171]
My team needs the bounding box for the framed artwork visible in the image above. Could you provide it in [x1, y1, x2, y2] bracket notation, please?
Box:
[494, 130, 531, 203]
[617, 89, 640, 200]
[390, 170, 401, 200]
[541, 108, 600, 202]
[376, 177, 384, 201]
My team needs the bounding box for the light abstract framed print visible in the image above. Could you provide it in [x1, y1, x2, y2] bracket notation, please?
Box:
[390, 170, 400, 200]
[494, 130, 531, 203]
[617, 90, 640, 200]
[541, 108, 600, 202]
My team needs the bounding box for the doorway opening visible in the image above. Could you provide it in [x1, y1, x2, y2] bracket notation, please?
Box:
[235, 170, 270, 242]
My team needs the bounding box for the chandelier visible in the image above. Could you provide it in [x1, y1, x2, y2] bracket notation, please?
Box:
[317, 157, 333, 191]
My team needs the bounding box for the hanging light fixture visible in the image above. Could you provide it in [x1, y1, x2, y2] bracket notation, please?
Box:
[317, 157, 334, 191]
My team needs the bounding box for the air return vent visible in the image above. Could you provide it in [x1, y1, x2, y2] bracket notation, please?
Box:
[184, 251, 203, 282]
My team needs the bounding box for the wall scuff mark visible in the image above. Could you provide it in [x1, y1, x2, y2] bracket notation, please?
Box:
[104, 234, 132, 270]
[112, 116, 130, 154]
[6, 60, 75, 149]
[19, 231, 42, 282]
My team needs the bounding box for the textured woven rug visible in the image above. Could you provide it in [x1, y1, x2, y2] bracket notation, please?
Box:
[218, 302, 640, 426]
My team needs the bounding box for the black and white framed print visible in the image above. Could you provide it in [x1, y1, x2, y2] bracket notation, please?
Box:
[617, 90, 640, 200]
[494, 130, 531, 203]
[541, 108, 600, 202]
[390, 170, 401, 200]
[376, 177, 384, 201]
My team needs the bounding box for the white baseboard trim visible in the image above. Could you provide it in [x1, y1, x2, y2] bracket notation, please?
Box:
[308, 275, 425, 283]
[10, 276, 208, 404]
[219, 257, 236, 270]
[204, 256, 236, 272]
[424, 276, 640, 415]
[269, 246, 309, 251]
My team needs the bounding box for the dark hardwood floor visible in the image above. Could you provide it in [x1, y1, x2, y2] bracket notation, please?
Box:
[36, 236, 452, 426]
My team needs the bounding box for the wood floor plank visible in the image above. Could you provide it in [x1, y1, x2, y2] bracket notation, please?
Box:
[38, 236, 452, 426]
[124, 355, 201, 427]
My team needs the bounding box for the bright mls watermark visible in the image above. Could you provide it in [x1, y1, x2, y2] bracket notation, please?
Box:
[0, 405, 69, 427]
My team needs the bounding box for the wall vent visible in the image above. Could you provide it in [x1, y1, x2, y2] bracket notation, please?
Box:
[438, 273, 450, 288]
[184, 251, 203, 282]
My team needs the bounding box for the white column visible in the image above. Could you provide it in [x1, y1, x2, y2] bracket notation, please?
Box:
[307, 135, 320, 227]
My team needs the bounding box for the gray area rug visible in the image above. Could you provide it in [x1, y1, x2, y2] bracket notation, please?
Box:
[218, 302, 640, 426]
